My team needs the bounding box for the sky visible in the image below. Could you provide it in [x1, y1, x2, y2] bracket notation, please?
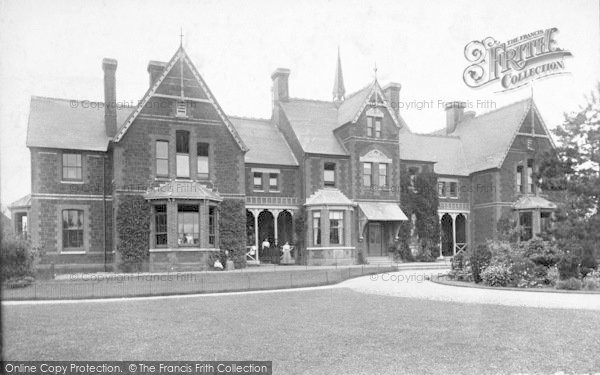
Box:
[1, 0, 599, 211]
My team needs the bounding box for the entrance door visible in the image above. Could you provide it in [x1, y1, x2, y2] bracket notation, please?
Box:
[367, 223, 383, 256]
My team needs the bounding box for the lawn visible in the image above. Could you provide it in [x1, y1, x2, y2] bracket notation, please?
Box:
[3, 288, 600, 374]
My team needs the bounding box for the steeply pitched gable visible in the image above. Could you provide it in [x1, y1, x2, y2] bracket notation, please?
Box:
[113, 47, 248, 152]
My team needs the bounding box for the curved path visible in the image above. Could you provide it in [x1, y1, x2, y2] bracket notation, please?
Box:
[4, 268, 600, 310]
[340, 269, 600, 311]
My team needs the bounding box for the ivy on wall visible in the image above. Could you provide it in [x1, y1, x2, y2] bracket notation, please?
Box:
[398, 170, 440, 261]
[219, 199, 247, 268]
[116, 195, 150, 272]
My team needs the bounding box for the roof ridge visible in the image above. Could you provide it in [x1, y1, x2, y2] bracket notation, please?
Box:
[31, 95, 104, 105]
[411, 132, 461, 139]
[228, 115, 271, 122]
[288, 97, 334, 105]
[344, 82, 373, 100]
[463, 97, 531, 122]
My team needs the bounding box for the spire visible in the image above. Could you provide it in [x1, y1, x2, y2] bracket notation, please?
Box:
[332, 47, 345, 103]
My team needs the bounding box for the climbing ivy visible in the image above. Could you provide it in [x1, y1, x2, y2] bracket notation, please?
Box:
[219, 199, 247, 268]
[116, 195, 151, 272]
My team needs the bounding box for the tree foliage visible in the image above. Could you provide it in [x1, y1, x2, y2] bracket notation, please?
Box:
[537, 82, 600, 259]
[219, 199, 247, 268]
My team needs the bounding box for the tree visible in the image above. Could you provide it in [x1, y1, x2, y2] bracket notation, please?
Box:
[537, 82, 600, 262]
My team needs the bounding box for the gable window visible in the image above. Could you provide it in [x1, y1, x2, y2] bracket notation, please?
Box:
[176, 130, 190, 178]
[519, 211, 533, 241]
[62, 209, 84, 250]
[197, 142, 209, 178]
[324, 162, 336, 186]
[175, 100, 187, 117]
[367, 117, 373, 137]
[527, 159, 534, 193]
[209, 206, 216, 246]
[253, 172, 263, 191]
[449, 181, 458, 198]
[312, 211, 321, 245]
[378, 163, 388, 188]
[154, 204, 167, 246]
[156, 141, 169, 177]
[516, 164, 524, 193]
[269, 173, 279, 191]
[375, 118, 382, 138]
[363, 162, 372, 187]
[62, 153, 82, 180]
[329, 211, 344, 245]
[178, 204, 199, 246]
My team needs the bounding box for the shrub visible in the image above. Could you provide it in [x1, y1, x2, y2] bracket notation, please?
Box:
[116, 195, 151, 272]
[546, 266, 560, 286]
[555, 277, 582, 290]
[509, 257, 537, 287]
[1, 237, 41, 282]
[470, 243, 492, 283]
[393, 242, 414, 262]
[557, 252, 581, 280]
[415, 238, 437, 262]
[582, 278, 599, 290]
[219, 199, 247, 269]
[481, 264, 511, 287]
[524, 238, 562, 267]
[580, 241, 598, 278]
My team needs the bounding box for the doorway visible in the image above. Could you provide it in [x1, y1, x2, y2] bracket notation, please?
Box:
[367, 223, 383, 256]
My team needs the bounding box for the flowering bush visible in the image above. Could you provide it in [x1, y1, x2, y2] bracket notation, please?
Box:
[546, 266, 560, 286]
[470, 243, 492, 283]
[524, 238, 562, 267]
[481, 264, 511, 287]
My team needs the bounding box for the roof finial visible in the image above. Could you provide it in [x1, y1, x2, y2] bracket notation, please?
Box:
[373, 61, 378, 81]
[179, 28, 184, 48]
[332, 47, 346, 103]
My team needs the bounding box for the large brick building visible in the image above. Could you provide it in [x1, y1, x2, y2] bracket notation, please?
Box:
[12, 45, 557, 271]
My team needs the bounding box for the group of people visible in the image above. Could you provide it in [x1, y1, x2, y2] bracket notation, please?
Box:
[261, 239, 295, 265]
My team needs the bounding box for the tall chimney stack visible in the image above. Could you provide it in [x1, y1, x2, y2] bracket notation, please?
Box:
[445, 101, 466, 134]
[147, 60, 166, 87]
[271, 68, 290, 103]
[102, 58, 118, 138]
[383, 83, 402, 120]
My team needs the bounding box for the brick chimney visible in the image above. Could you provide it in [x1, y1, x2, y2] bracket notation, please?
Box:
[147, 60, 166, 87]
[271, 68, 290, 103]
[445, 101, 466, 134]
[383, 83, 402, 119]
[102, 58, 118, 138]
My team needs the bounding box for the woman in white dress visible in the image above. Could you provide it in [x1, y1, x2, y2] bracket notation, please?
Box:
[280, 241, 294, 265]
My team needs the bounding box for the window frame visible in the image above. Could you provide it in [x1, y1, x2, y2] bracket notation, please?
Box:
[62, 153, 83, 181]
[324, 162, 336, 187]
[175, 100, 187, 118]
[519, 211, 533, 241]
[268, 173, 279, 192]
[378, 163, 388, 188]
[154, 204, 168, 247]
[363, 162, 373, 187]
[374, 118, 382, 138]
[61, 209, 84, 251]
[208, 205, 217, 247]
[329, 211, 344, 245]
[176, 130, 190, 178]
[177, 204, 200, 246]
[527, 159, 534, 193]
[516, 164, 524, 193]
[155, 140, 169, 178]
[253, 172, 264, 191]
[197, 142, 210, 179]
[312, 211, 321, 246]
[367, 117, 373, 137]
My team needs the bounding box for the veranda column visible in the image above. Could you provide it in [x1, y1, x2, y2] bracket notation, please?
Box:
[272, 209, 281, 247]
[450, 213, 457, 256]
[438, 212, 443, 258]
[251, 209, 260, 249]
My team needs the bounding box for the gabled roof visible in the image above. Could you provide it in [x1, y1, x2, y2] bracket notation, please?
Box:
[279, 99, 345, 155]
[114, 47, 248, 152]
[305, 188, 354, 206]
[26, 96, 134, 151]
[8, 194, 31, 209]
[229, 116, 298, 166]
[399, 133, 469, 176]
[279, 80, 405, 156]
[402, 98, 540, 175]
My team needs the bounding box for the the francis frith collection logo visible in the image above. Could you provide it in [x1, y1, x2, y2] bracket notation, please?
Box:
[463, 27, 572, 92]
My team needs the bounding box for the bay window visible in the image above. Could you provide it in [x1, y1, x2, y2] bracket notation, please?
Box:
[312, 211, 321, 245]
[329, 211, 344, 245]
[154, 204, 167, 246]
[209, 206, 216, 246]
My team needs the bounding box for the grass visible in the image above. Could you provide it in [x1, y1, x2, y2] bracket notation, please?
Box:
[3, 288, 600, 374]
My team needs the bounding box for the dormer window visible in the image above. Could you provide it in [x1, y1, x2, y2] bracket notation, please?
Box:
[366, 108, 383, 138]
[176, 100, 187, 117]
